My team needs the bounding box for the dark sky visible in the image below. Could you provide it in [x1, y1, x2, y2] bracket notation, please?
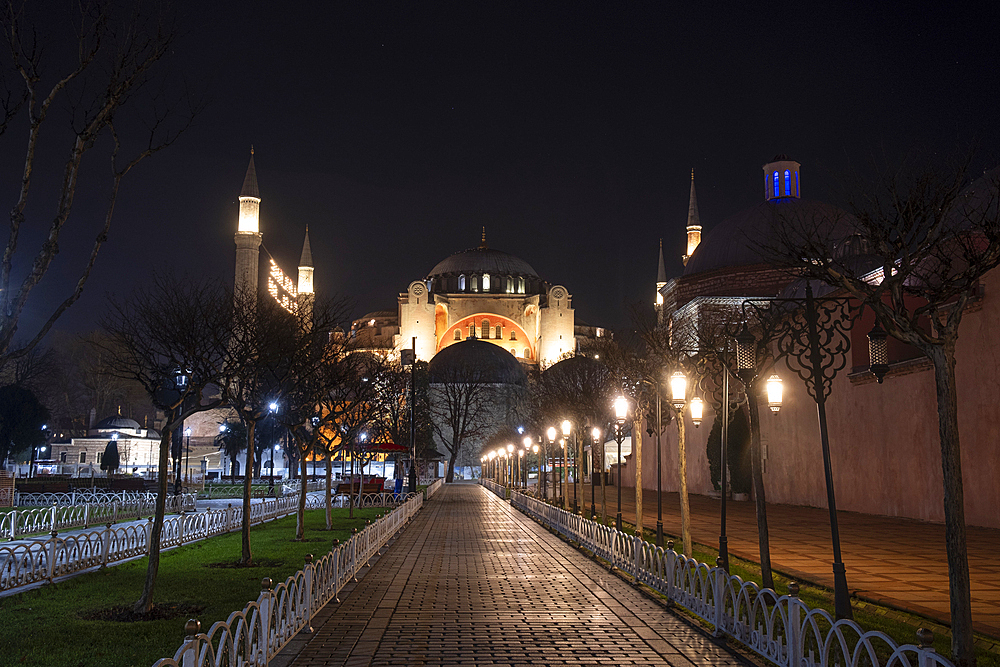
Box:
[6, 1, 1000, 342]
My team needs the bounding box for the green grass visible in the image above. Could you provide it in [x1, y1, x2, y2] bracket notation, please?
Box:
[0, 507, 384, 667]
[600, 517, 1000, 667]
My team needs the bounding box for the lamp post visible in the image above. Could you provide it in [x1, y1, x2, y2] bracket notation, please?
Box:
[737, 281, 869, 620]
[546, 426, 556, 502]
[561, 420, 572, 511]
[613, 396, 628, 531]
[531, 443, 539, 494]
[591, 427, 600, 520]
[523, 436, 533, 490]
[403, 337, 417, 494]
[184, 427, 192, 487]
[506, 443, 514, 489]
[268, 402, 278, 494]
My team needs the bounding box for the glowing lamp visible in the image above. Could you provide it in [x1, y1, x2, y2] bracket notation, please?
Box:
[506, 443, 514, 453]
[867, 321, 889, 384]
[591, 427, 600, 442]
[613, 396, 629, 424]
[561, 420, 571, 437]
[669, 370, 687, 409]
[523, 436, 532, 448]
[766, 374, 783, 413]
[689, 396, 704, 427]
[546, 426, 556, 443]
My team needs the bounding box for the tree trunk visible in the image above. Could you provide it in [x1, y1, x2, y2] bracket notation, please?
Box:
[133, 428, 172, 613]
[633, 420, 643, 537]
[929, 344, 975, 667]
[746, 387, 774, 589]
[677, 412, 692, 556]
[447, 448, 458, 483]
[325, 447, 333, 530]
[240, 420, 255, 566]
[296, 451, 307, 540]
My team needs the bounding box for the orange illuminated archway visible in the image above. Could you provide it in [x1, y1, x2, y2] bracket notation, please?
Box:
[437, 313, 534, 360]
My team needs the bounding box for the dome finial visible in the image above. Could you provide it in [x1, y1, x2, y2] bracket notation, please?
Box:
[691, 167, 694, 181]
[250, 144, 254, 156]
[479, 226, 487, 249]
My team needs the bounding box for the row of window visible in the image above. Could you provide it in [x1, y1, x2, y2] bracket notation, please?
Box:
[770, 169, 800, 198]
[453, 320, 518, 341]
[456, 273, 526, 294]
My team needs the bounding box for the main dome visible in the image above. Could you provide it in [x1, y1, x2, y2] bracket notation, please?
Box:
[684, 198, 854, 276]
[427, 247, 538, 279]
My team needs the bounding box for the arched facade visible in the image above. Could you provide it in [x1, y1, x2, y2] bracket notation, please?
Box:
[437, 313, 534, 359]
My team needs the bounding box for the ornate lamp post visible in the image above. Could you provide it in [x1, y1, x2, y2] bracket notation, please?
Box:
[506, 443, 514, 488]
[518, 448, 525, 489]
[523, 436, 533, 491]
[184, 426, 192, 487]
[590, 427, 600, 520]
[560, 420, 572, 511]
[546, 426, 556, 502]
[613, 396, 629, 531]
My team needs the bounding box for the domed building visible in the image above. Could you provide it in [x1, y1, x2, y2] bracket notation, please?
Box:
[394, 232, 583, 366]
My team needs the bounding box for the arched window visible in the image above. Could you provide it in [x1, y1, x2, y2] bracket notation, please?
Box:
[784, 170, 791, 196]
[454, 329, 461, 341]
[80, 452, 86, 463]
[482, 273, 491, 291]
[495, 324, 502, 338]
[523, 348, 530, 359]
[518, 277, 525, 293]
[471, 275, 478, 292]
[773, 171, 779, 198]
[510, 331, 517, 341]
[468, 323, 476, 337]
[506, 276, 513, 293]
[481, 319, 490, 338]
[458, 274, 466, 291]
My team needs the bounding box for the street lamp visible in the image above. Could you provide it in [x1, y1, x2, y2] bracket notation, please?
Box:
[531, 443, 539, 495]
[518, 449, 525, 489]
[689, 396, 704, 427]
[613, 396, 629, 531]
[561, 420, 572, 511]
[268, 402, 278, 494]
[506, 443, 514, 489]
[766, 374, 783, 413]
[184, 427, 192, 487]
[669, 370, 687, 409]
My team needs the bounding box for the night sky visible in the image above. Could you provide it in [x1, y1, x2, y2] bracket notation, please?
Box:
[5, 1, 1000, 341]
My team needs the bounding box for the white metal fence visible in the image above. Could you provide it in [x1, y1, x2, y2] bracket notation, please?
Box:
[14, 490, 195, 508]
[2, 494, 197, 540]
[507, 487, 953, 667]
[0, 492, 415, 595]
[152, 492, 425, 667]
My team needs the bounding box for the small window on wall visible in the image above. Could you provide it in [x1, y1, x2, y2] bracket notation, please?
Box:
[773, 171, 780, 198]
[454, 330, 461, 341]
[523, 348, 530, 358]
[468, 323, 475, 337]
[471, 276, 479, 292]
[459, 274, 466, 291]
[505, 277, 513, 293]
[80, 452, 86, 463]
[510, 331, 517, 341]
[518, 277, 525, 293]
[784, 170, 791, 196]
[481, 319, 490, 338]
[97, 452, 102, 464]
[482, 273, 490, 291]
[495, 325, 502, 338]
[60, 452, 67, 463]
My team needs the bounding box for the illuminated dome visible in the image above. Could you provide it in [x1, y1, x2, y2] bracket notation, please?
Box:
[428, 246, 538, 279]
[428, 339, 527, 385]
[426, 244, 546, 295]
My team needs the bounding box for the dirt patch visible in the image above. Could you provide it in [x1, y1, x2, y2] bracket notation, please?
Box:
[80, 601, 206, 622]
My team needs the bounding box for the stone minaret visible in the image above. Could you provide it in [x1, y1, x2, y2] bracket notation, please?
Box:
[234, 148, 262, 302]
[655, 239, 666, 307]
[297, 226, 315, 324]
[681, 169, 702, 266]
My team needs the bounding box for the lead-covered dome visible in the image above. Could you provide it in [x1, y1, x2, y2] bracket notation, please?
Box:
[428, 339, 527, 385]
[683, 198, 854, 275]
[94, 416, 142, 431]
[428, 247, 539, 279]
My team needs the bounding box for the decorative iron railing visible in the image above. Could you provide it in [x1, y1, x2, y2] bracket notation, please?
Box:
[0, 492, 413, 594]
[2, 494, 196, 539]
[151, 492, 425, 667]
[506, 487, 953, 667]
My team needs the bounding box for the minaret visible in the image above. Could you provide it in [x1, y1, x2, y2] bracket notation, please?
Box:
[681, 168, 702, 266]
[297, 225, 315, 325]
[655, 239, 666, 307]
[234, 148, 262, 303]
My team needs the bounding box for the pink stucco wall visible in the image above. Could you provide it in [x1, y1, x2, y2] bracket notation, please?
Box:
[622, 270, 1000, 529]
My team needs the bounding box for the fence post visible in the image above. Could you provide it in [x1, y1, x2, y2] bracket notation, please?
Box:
[714, 557, 726, 637]
[259, 578, 273, 664]
[9, 509, 16, 539]
[178, 511, 186, 546]
[665, 540, 675, 602]
[351, 528, 359, 582]
[101, 523, 112, 567]
[227, 503, 234, 532]
[83, 504, 90, 529]
[181, 619, 201, 667]
[917, 628, 936, 667]
[146, 517, 154, 555]
[46, 531, 58, 582]
[787, 582, 801, 666]
[112, 500, 118, 524]
[332, 540, 341, 602]
[303, 554, 314, 633]
[634, 535, 642, 581]
[49, 503, 57, 533]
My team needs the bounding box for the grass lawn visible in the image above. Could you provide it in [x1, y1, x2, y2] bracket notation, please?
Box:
[0, 507, 384, 667]
[605, 519, 1000, 667]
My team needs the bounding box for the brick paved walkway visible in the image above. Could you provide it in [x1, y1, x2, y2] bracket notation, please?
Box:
[276, 483, 746, 667]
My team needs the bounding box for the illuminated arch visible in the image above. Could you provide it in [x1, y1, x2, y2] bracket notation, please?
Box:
[437, 313, 534, 360]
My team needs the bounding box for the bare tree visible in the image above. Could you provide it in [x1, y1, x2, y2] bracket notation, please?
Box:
[0, 1, 197, 369]
[764, 161, 1000, 667]
[100, 275, 230, 614]
[428, 362, 503, 483]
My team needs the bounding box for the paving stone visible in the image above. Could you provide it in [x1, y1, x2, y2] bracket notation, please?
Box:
[279, 483, 747, 666]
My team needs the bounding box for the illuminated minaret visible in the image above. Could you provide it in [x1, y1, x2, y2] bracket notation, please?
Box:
[234, 148, 262, 302]
[655, 238, 666, 308]
[681, 168, 702, 266]
[297, 226, 314, 324]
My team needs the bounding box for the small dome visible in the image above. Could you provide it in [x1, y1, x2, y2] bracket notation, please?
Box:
[94, 416, 142, 431]
[684, 198, 853, 276]
[427, 247, 538, 279]
[428, 339, 527, 385]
